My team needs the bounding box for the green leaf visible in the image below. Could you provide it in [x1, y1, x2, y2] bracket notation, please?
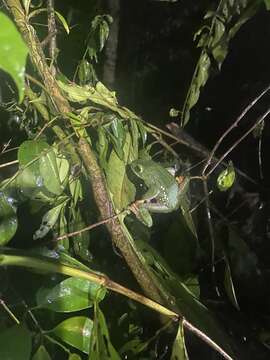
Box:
[0, 324, 31, 360]
[78, 59, 97, 85]
[17, 140, 50, 197]
[97, 126, 109, 169]
[51, 316, 93, 354]
[36, 277, 106, 312]
[0, 191, 18, 245]
[17, 140, 64, 197]
[32, 345, 52, 360]
[171, 323, 189, 360]
[106, 133, 136, 211]
[33, 198, 69, 240]
[40, 147, 63, 196]
[0, 12, 28, 103]
[181, 0, 261, 126]
[134, 239, 234, 358]
[70, 207, 92, 262]
[89, 303, 121, 359]
[265, 0, 270, 10]
[217, 162, 236, 191]
[57, 80, 139, 120]
[55, 11, 70, 34]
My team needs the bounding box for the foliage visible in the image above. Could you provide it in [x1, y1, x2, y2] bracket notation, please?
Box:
[0, 1, 269, 360]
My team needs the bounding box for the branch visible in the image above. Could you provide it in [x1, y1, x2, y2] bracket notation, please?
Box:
[6, 0, 167, 309]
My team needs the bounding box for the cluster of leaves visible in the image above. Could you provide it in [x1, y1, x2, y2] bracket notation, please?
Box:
[0, 1, 270, 359]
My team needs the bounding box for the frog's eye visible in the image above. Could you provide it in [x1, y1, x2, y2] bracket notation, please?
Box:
[133, 164, 143, 174]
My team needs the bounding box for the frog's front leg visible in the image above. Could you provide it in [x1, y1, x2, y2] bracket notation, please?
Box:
[129, 200, 153, 227]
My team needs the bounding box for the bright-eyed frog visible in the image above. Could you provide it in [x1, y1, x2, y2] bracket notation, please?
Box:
[130, 159, 189, 215]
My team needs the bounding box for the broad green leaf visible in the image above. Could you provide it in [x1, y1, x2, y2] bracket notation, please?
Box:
[106, 133, 136, 211]
[55, 152, 70, 186]
[265, 0, 270, 10]
[57, 80, 139, 120]
[40, 147, 63, 195]
[55, 11, 70, 34]
[51, 316, 93, 354]
[89, 303, 121, 359]
[32, 345, 52, 360]
[36, 277, 106, 312]
[33, 198, 69, 240]
[0, 324, 31, 360]
[134, 239, 234, 358]
[171, 323, 189, 360]
[17, 140, 51, 198]
[0, 12, 28, 103]
[18, 140, 64, 197]
[109, 118, 126, 159]
[217, 162, 236, 191]
[0, 192, 18, 245]
[78, 59, 97, 85]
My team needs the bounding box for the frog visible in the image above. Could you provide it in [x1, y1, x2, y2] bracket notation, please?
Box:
[130, 159, 189, 226]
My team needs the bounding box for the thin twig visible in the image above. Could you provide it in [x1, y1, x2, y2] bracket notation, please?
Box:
[203, 84, 270, 176]
[0, 160, 18, 169]
[183, 319, 234, 360]
[47, 0, 57, 73]
[206, 107, 270, 177]
[203, 180, 220, 297]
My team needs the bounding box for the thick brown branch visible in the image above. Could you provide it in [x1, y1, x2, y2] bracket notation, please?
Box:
[6, 0, 167, 307]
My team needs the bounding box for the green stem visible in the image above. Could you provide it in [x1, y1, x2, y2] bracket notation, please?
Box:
[0, 251, 178, 320]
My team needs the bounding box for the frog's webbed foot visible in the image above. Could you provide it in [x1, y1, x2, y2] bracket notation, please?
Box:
[128, 200, 153, 227]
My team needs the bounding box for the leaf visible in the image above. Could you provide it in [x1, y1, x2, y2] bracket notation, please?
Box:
[89, 303, 121, 359]
[55, 11, 70, 34]
[69, 177, 82, 207]
[51, 316, 93, 354]
[36, 277, 106, 312]
[40, 147, 63, 196]
[57, 80, 139, 120]
[33, 198, 69, 240]
[171, 322, 189, 360]
[56, 152, 70, 186]
[217, 162, 236, 191]
[134, 239, 234, 358]
[181, 0, 261, 126]
[17, 140, 64, 197]
[97, 126, 109, 169]
[32, 345, 52, 360]
[78, 59, 97, 85]
[0, 191, 18, 245]
[224, 261, 240, 310]
[106, 133, 136, 211]
[69, 207, 92, 262]
[17, 140, 50, 197]
[0, 12, 28, 103]
[0, 324, 32, 360]
[265, 0, 270, 10]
